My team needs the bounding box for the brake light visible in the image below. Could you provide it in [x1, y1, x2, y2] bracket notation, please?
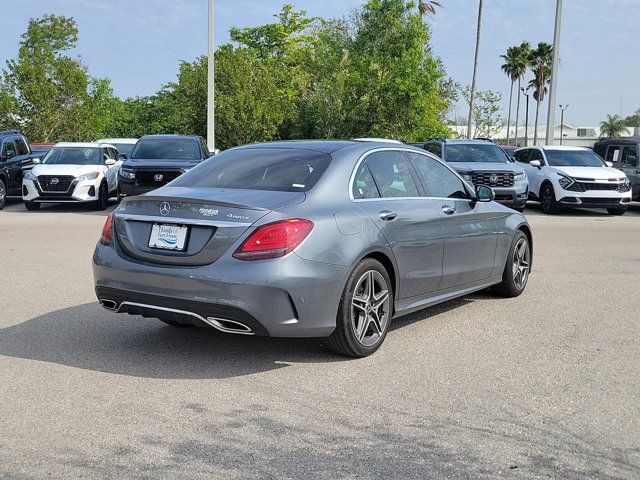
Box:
[99, 212, 114, 246]
[233, 218, 314, 261]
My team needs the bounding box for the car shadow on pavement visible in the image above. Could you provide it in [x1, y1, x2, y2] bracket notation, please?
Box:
[2, 196, 116, 216]
[0, 302, 341, 380]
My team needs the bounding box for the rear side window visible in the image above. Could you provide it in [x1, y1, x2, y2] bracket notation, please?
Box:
[404, 152, 467, 199]
[513, 150, 530, 163]
[171, 148, 331, 192]
[1, 139, 16, 157]
[424, 143, 442, 157]
[606, 146, 620, 163]
[14, 137, 29, 155]
[352, 162, 380, 199]
[365, 150, 419, 198]
[621, 146, 638, 166]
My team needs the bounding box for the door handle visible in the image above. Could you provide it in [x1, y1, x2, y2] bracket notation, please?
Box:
[442, 205, 456, 215]
[379, 210, 398, 221]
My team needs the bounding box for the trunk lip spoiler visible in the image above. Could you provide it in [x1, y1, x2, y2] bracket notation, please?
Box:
[121, 195, 269, 211]
[115, 213, 252, 228]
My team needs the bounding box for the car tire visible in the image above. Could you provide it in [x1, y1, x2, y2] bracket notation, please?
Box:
[0, 178, 6, 210]
[540, 183, 558, 214]
[93, 182, 108, 211]
[606, 207, 627, 216]
[326, 258, 393, 358]
[493, 230, 531, 298]
[24, 201, 40, 211]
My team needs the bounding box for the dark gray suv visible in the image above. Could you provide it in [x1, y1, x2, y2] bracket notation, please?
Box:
[412, 139, 529, 211]
[593, 139, 640, 201]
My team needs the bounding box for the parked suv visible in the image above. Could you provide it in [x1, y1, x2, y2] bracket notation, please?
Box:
[22, 142, 122, 210]
[593, 138, 640, 201]
[0, 128, 41, 210]
[117, 135, 212, 199]
[513, 145, 631, 215]
[412, 139, 528, 211]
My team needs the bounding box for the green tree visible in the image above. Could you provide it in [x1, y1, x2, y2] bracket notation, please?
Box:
[461, 85, 502, 138]
[511, 42, 530, 146]
[623, 108, 640, 128]
[600, 114, 627, 139]
[418, 0, 443, 15]
[500, 46, 519, 145]
[1, 15, 90, 141]
[528, 42, 553, 145]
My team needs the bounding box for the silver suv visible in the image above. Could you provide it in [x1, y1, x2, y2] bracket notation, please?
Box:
[412, 139, 529, 212]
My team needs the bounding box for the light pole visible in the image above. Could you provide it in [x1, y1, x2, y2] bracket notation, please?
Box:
[521, 86, 531, 147]
[207, 0, 215, 152]
[559, 104, 569, 145]
[545, 0, 563, 145]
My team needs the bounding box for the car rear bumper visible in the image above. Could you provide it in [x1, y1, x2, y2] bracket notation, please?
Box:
[92, 242, 350, 338]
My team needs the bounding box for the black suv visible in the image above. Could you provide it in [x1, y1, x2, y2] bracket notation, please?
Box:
[117, 135, 213, 199]
[0, 128, 40, 210]
[593, 138, 640, 200]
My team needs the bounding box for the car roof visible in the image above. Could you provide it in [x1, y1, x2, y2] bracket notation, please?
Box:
[236, 140, 358, 154]
[138, 134, 199, 140]
[594, 138, 640, 145]
[54, 142, 115, 149]
[95, 138, 138, 144]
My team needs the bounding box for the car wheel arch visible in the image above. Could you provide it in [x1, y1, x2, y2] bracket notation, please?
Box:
[516, 224, 533, 271]
[539, 179, 554, 200]
[358, 250, 397, 303]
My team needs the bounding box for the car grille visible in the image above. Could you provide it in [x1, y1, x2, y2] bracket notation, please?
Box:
[38, 175, 74, 192]
[136, 170, 183, 188]
[578, 181, 622, 191]
[582, 198, 623, 204]
[471, 172, 514, 187]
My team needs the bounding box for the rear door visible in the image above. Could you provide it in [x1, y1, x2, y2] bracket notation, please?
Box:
[104, 147, 120, 192]
[353, 149, 444, 298]
[1, 137, 28, 194]
[618, 146, 639, 196]
[404, 151, 497, 290]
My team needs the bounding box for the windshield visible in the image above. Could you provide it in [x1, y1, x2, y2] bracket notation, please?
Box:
[171, 148, 332, 192]
[545, 149, 606, 167]
[42, 147, 102, 165]
[446, 144, 510, 163]
[130, 138, 200, 160]
[111, 143, 135, 156]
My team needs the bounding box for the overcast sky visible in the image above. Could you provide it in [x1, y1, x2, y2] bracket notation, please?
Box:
[1, 0, 638, 126]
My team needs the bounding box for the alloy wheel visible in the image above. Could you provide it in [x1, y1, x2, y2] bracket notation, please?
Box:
[0, 181, 5, 203]
[512, 237, 530, 290]
[350, 270, 390, 347]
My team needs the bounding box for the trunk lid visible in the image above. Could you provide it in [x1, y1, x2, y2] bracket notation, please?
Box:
[114, 187, 305, 266]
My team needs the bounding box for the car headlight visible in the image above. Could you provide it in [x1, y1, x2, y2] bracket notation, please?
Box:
[514, 171, 526, 182]
[619, 178, 631, 193]
[460, 173, 473, 182]
[76, 172, 99, 182]
[119, 168, 136, 180]
[557, 174, 575, 190]
[24, 171, 37, 181]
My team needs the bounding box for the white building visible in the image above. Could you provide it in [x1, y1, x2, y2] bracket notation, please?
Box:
[450, 124, 639, 147]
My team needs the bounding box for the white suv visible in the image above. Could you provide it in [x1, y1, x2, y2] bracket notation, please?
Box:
[513, 146, 632, 215]
[22, 142, 122, 210]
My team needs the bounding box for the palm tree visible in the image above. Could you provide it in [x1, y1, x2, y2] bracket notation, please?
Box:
[466, 0, 484, 139]
[512, 42, 530, 146]
[500, 47, 519, 145]
[600, 115, 628, 139]
[418, 0, 443, 15]
[528, 42, 553, 145]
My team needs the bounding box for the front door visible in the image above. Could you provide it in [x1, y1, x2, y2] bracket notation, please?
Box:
[618, 146, 639, 198]
[353, 150, 444, 299]
[403, 151, 497, 290]
[1, 137, 30, 195]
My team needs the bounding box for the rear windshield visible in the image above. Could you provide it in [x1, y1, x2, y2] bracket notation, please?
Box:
[130, 138, 200, 160]
[171, 148, 332, 192]
[446, 144, 510, 163]
[42, 147, 102, 165]
[545, 149, 606, 167]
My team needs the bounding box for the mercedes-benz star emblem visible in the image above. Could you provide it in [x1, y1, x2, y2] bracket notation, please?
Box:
[154, 174, 164, 182]
[51, 178, 59, 185]
[160, 202, 171, 216]
[489, 174, 498, 183]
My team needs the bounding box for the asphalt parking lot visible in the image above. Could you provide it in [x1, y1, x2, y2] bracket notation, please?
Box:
[1, 197, 639, 479]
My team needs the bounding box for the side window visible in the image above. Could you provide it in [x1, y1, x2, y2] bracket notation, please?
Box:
[200, 137, 209, 157]
[424, 143, 442, 158]
[365, 150, 420, 198]
[404, 152, 467, 199]
[621, 146, 638, 166]
[530, 149, 544, 164]
[606, 146, 620, 164]
[513, 150, 530, 163]
[14, 137, 29, 155]
[351, 162, 380, 199]
[1, 139, 16, 158]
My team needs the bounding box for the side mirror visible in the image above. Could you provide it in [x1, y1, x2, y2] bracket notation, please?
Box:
[475, 184, 495, 202]
[105, 158, 116, 166]
[32, 157, 41, 164]
[530, 160, 542, 169]
[117, 153, 127, 160]
[605, 161, 613, 168]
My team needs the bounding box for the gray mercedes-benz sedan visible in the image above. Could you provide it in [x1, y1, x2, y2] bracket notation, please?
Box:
[93, 140, 532, 357]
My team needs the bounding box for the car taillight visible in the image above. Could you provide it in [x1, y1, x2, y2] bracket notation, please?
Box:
[99, 212, 114, 246]
[233, 218, 314, 261]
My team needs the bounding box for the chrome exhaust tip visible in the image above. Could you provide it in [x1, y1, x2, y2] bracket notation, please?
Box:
[99, 299, 118, 311]
[206, 317, 253, 335]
